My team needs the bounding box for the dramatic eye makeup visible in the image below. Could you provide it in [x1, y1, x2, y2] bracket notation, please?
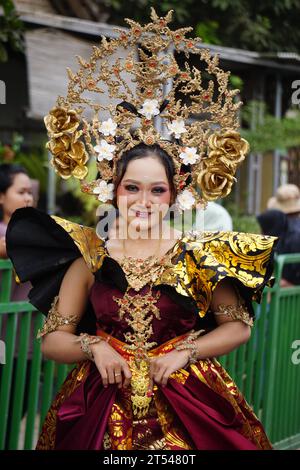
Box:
[124, 184, 139, 192]
[122, 180, 169, 195]
[151, 186, 167, 194]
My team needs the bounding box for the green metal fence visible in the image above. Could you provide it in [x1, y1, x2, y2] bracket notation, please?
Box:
[219, 253, 300, 449]
[0, 260, 70, 450]
[1, 255, 300, 450]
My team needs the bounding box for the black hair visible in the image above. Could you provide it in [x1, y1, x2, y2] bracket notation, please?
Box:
[0, 163, 29, 195]
[0, 163, 29, 220]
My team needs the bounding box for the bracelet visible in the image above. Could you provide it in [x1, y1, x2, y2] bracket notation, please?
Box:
[174, 329, 205, 366]
[37, 296, 80, 339]
[75, 333, 103, 361]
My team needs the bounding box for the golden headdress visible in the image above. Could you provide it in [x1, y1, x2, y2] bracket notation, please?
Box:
[44, 8, 249, 211]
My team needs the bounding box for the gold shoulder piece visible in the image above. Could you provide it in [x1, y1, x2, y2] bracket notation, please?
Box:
[37, 296, 80, 339]
[51, 215, 106, 273]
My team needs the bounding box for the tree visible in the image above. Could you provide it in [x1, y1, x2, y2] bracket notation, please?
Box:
[101, 0, 300, 52]
[0, 0, 24, 62]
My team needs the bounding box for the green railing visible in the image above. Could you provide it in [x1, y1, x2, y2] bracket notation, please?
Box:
[1, 255, 300, 449]
[219, 253, 300, 449]
[0, 260, 70, 450]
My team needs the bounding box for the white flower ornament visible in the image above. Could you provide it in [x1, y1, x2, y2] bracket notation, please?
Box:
[93, 180, 114, 203]
[94, 139, 116, 161]
[99, 118, 117, 136]
[138, 99, 160, 119]
[179, 147, 200, 165]
[167, 119, 187, 139]
[176, 189, 196, 211]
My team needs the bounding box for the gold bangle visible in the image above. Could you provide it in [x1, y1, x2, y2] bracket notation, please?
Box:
[174, 329, 205, 365]
[37, 296, 80, 339]
[75, 333, 103, 361]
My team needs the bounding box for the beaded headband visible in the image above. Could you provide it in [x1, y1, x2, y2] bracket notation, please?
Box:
[44, 8, 249, 211]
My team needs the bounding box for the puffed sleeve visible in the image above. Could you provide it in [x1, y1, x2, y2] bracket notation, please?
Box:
[172, 231, 278, 321]
[6, 207, 105, 323]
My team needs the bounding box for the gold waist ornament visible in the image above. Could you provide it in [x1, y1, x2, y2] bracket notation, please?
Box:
[114, 287, 161, 418]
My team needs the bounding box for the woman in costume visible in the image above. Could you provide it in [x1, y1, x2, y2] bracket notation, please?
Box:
[6, 10, 276, 450]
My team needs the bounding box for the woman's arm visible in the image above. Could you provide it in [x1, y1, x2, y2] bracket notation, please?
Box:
[40, 257, 95, 363]
[193, 277, 251, 359]
[40, 256, 132, 388]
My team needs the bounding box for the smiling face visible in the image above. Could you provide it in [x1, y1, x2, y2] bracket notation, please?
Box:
[116, 156, 173, 234]
[0, 173, 34, 223]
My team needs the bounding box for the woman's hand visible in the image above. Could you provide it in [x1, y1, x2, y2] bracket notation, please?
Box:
[91, 341, 132, 389]
[149, 348, 190, 390]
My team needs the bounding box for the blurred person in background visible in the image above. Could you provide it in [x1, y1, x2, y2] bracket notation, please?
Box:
[267, 184, 300, 232]
[257, 209, 300, 286]
[0, 163, 36, 299]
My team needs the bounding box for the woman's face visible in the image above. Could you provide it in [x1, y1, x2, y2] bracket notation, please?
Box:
[0, 173, 34, 221]
[116, 156, 172, 233]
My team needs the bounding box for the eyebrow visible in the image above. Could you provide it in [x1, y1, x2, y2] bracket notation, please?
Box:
[122, 179, 168, 185]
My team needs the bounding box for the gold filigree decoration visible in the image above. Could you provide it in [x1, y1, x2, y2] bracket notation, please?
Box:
[114, 288, 161, 418]
[44, 8, 249, 207]
[37, 296, 80, 339]
[214, 304, 254, 327]
[119, 253, 174, 290]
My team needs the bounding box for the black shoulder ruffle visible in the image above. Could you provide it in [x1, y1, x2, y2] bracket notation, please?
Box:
[6, 207, 104, 329]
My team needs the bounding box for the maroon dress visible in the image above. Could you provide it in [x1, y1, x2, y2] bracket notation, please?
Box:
[36, 258, 272, 450]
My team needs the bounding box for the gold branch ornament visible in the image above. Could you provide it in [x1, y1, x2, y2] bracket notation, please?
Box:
[44, 8, 249, 211]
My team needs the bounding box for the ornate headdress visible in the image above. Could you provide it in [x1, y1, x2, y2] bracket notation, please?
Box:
[44, 8, 249, 211]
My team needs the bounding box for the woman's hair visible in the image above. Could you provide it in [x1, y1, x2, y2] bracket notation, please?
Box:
[113, 143, 176, 206]
[0, 164, 29, 220]
[0, 163, 28, 195]
[256, 209, 288, 254]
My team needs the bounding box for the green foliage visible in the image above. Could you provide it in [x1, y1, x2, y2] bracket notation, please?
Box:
[229, 74, 244, 91]
[232, 214, 260, 234]
[224, 202, 261, 233]
[103, 0, 194, 23]
[0, 0, 24, 62]
[64, 160, 99, 226]
[102, 0, 300, 52]
[195, 21, 220, 45]
[241, 102, 300, 153]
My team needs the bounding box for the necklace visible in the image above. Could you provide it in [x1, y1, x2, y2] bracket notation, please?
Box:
[119, 237, 169, 291]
